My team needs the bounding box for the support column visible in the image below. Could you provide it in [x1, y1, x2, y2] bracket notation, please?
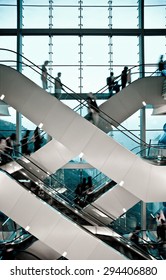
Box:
[16, 0, 23, 154]
[78, 1, 83, 96]
[138, 0, 146, 234]
[108, 0, 113, 73]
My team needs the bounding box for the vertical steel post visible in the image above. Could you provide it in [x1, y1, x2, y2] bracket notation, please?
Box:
[16, 0, 23, 153]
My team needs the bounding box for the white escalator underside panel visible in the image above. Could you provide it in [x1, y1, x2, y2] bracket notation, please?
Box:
[0, 65, 166, 202]
[0, 171, 126, 260]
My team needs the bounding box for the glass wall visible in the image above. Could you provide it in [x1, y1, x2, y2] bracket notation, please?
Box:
[0, 0, 165, 130]
[144, 36, 166, 76]
[0, 0, 17, 28]
[144, 0, 166, 29]
[0, 0, 165, 140]
[0, 37, 17, 67]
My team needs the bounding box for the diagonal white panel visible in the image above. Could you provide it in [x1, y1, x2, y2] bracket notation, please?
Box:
[0, 171, 25, 213]
[122, 157, 152, 201]
[0, 171, 126, 259]
[91, 184, 140, 218]
[1, 64, 166, 202]
[82, 129, 117, 169]
[30, 139, 75, 174]
[100, 76, 166, 126]
[152, 104, 166, 115]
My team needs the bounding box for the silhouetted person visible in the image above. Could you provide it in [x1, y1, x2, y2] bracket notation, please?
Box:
[158, 123, 166, 145]
[80, 177, 87, 198]
[121, 66, 128, 89]
[74, 182, 82, 205]
[156, 212, 162, 239]
[54, 72, 62, 99]
[158, 219, 166, 241]
[107, 72, 120, 97]
[1, 133, 16, 164]
[87, 93, 99, 126]
[158, 55, 164, 75]
[33, 127, 42, 152]
[130, 225, 141, 245]
[41, 60, 49, 90]
[21, 130, 31, 155]
[5, 133, 16, 157]
[84, 176, 94, 204]
[107, 72, 115, 97]
[0, 136, 7, 164]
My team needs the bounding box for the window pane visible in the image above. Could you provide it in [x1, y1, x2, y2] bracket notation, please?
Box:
[83, 36, 108, 92]
[82, 7, 108, 28]
[112, 7, 138, 28]
[52, 7, 79, 28]
[0, 37, 17, 67]
[144, 6, 166, 28]
[23, 6, 48, 28]
[22, 36, 49, 86]
[111, 36, 139, 81]
[0, 1, 16, 28]
[146, 109, 166, 144]
[112, 0, 138, 5]
[144, 36, 166, 76]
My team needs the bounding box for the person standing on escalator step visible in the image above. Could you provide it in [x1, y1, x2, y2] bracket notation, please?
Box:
[130, 225, 141, 245]
[41, 60, 49, 90]
[87, 93, 99, 126]
[21, 130, 31, 155]
[33, 127, 42, 152]
[107, 72, 115, 97]
[121, 66, 128, 89]
[54, 72, 63, 99]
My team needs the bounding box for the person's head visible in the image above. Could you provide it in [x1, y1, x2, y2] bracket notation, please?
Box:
[124, 66, 128, 71]
[110, 72, 114, 76]
[58, 72, 61, 77]
[44, 60, 49, 66]
[88, 92, 94, 98]
[35, 127, 39, 133]
[10, 133, 16, 141]
[156, 212, 160, 218]
[25, 130, 30, 136]
[87, 96, 91, 104]
[161, 219, 165, 224]
[134, 225, 141, 232]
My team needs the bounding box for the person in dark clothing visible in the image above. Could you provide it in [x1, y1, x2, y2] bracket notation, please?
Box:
[54, 72, 62, 99]
[107, 72, 115, 97]
[121, 66, 128, 89]
[158, 55, 164, 73]
[107, 72, 120, 97]
[21, 130, 31, 155]
[74, 177, 87, 205]
[1, 133, 16, 164]
[130, 225, 141, 245]
[87, 94, 99, 126]
[5, 133, 16, 157]
[80, 177, 87, 199]
[41, 60, 49, 90]
[33, 127, 42, 152]
[158, 219, 166, 241]
[84, 176, 94, 204]
[74, 183, 83, 205]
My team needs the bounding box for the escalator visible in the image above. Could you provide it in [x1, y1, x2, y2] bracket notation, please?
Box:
[0, 63, 166, 203]
[99, 75, 165, 127]
[0, 151, 157, 260]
